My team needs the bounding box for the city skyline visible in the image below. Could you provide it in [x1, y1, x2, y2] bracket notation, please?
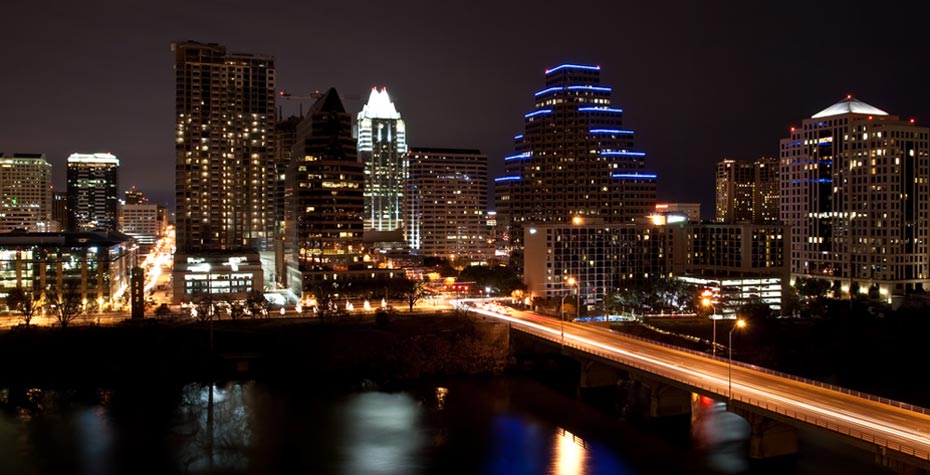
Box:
[2, 1, 930, 215]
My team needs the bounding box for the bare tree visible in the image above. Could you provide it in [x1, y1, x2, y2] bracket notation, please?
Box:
[191, 292, 215, 322]
[49, 283, 83, 328]
[245, 290, 268, 319]
[310, 284, 345, 321]
[7, 287, 42, 327]
[229, 301, 245, 320]
[400, 279, 429, 312]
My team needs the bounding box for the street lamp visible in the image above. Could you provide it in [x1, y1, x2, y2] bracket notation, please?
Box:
[728, 319, 747, 399]
[701, 289, 717, 356]
[560, 277, 577, 346]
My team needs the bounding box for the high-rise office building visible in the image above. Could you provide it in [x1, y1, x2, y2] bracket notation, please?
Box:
[715, 157, 779, 224]
[0, 153, 54, 232]
[67, 153, 119, 232]
[272, 114, 301, 286]
[52, 190, 67, 231]
[495, 63, 656, 271]
[406, 148, 489, 262]
[286, 89, 379, 295]
[780, 96, 930, 297]
[172, 41, 275, 253]
[357, 87, 407, 232]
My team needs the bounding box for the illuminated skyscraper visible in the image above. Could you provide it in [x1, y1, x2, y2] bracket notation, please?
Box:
[286, 89, 377, 294]
[715, 157, 779, 223]
[495, 63, 656, 271]
[67, 153, 119, 232]
[0, 153, 54, 232]
[357, 87, 407, 232]
[172, 41, 275, 253]
[780, 96, 929, 296]
[406, 148, 489, 262]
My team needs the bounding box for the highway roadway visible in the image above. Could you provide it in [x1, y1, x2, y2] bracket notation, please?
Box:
[459, 300, 930, 464]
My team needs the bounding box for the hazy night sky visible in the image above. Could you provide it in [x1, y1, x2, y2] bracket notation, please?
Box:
[2, 0, 929, 217]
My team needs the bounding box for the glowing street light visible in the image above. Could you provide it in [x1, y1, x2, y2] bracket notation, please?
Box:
[700, 289, 718, 356]
[560, 277, 579, 346]
[728, 319, 747, 399]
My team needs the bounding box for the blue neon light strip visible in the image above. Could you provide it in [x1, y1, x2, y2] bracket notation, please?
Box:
[590, 129, 634, 134]
[567, 85, 612, 92]
[514, 134, 523, 140]
[524, 109, 553, 118]
[495, 176, 522, 182]
[578, 107, 624, 113]
[601, 151, 646, 157]
[546, 64, 601, 74]
[611, 173, 657, 180]
[504, 152, 531, 161]
[534, 86, 564, 97]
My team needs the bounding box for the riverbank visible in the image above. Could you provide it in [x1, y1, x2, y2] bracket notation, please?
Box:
[0, 313, 510, 388]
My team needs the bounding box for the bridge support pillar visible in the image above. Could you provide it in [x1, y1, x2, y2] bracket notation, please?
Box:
[629, 375, 691, 417]
[730, 406, 798, 459]
[876, 447, 929, 475]
[578, 360, 622, 389]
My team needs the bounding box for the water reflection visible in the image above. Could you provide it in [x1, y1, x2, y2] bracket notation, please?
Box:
[175, 383, 254, 473]
[341, 392, 424, 474]
[553, 428, 588, 475]
[0, 379, 685, 475]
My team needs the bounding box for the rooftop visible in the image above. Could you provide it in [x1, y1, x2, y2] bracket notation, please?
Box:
[811, 96, 889, 119]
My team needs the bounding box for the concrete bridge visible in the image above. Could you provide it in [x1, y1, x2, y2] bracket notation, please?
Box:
[461, 300, 930, 474]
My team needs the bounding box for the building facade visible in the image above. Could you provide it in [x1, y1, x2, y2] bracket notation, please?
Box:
[357, 87, 407, 232]
[120, 203, 161, 247]
[272, 115, 301, 286]
[0, 153, 54, 232]
[285, 89, 385, 295]
[52, 191, 67, 231]
[715, 157, 779, 224]
[523, 220, 789, 314]
[780, 96, 930, 297]
[0, 230, 137, 308]
[523, 219, 670, 311]
[66, 153, 119, 232]
[655, 203, 701, 223]
[495, 64, 656, 269]
[172, 41, 275, 254]
[405, 148, 489, 262]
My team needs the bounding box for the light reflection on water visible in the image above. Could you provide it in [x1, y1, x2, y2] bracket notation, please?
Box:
[553, 428, 588, 475]
[0, 380, 659, 475]
[341, 392, 424, 474]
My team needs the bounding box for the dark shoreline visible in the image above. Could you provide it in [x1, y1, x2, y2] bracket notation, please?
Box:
[0, 314, 510, 389]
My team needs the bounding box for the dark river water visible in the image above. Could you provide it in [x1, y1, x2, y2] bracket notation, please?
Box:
[0, 378, 894, 475]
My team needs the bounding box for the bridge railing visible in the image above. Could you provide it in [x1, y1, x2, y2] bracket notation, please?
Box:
[729, 391, 930, 462]
[598, 322, 930, 417]
[511, 323, 930, 462]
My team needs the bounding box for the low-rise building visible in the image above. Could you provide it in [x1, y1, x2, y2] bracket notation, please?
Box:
[0, 230, 137, 309]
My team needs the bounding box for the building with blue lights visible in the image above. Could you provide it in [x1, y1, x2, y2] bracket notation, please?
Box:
[357, 87, 408, 233]
[494, 63, 656, 271]
[780, 96, 930, 299]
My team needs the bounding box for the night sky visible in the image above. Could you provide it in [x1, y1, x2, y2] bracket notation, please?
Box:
[3, 1, 929, 217]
